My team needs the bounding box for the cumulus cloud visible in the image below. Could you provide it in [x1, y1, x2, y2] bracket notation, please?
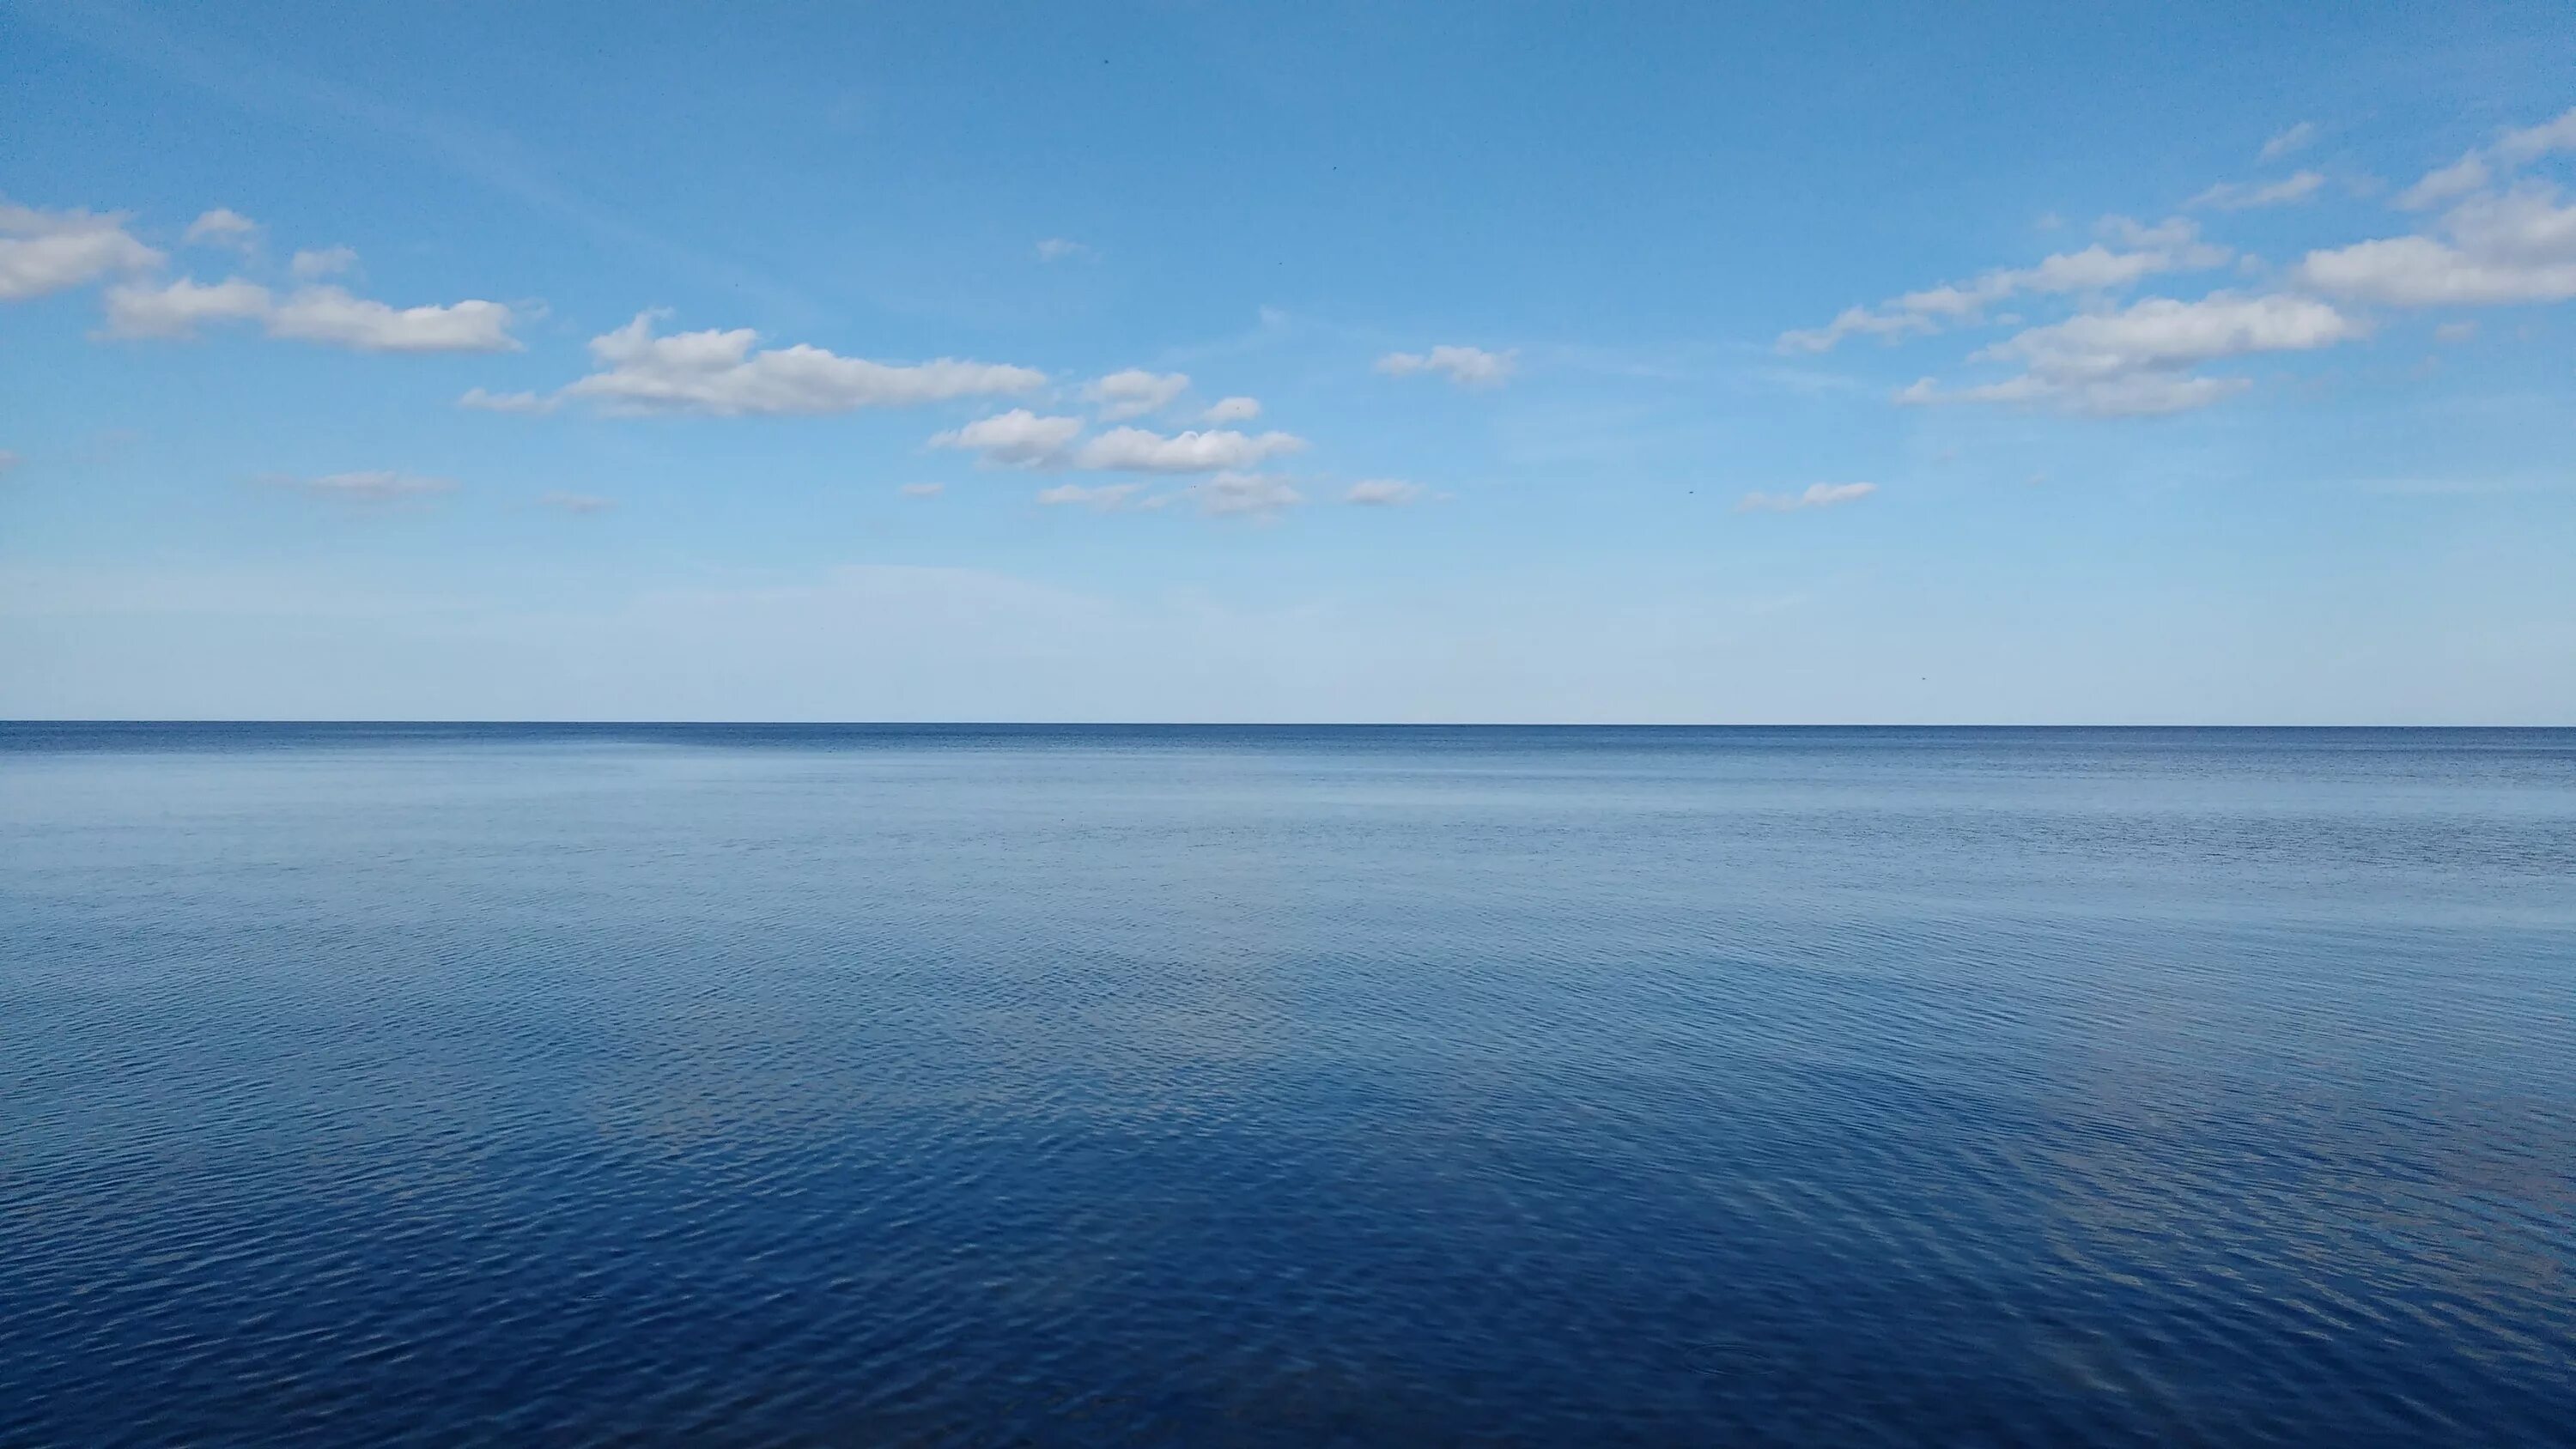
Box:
[2396, 106, 2576, 210]
[264, 470, 455, 502]
[1035, 237, 1095, 262]
[1897, 291, 2366, 416]
[101, 276, 272, 337]
[2298, 185, 2576, 306]
[1376, 344, 1517, 387]
[1201, 395, 1261, 424]
[930, 409, 1086, 467]
[1189, 471, 1303, 519]
[1778, 216, 2232, 352]
[0, 201, 163, 301]
[268, 286, 518, 352]
[183, 209, 261, 251]
[2189, 171, 2326, 211]
[1071, 426, 1307, 474]
[2259, 122, 2318, 162]
[459, 387, 558, 414]
[1345, 479, 1424, 506]
[291, 246, 359, 279]
[103, 275, 520, 351]
[900, 482, 945, 498]
[1083, 368, 1188, 421]
[1036, 481, 1159, 512]
[1736, 482, 1877, 513]
[559, 312, 1044, 416]
[538, 492, 614, 515]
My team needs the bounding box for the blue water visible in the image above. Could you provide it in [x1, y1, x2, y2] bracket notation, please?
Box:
[3, 725, 2572, 1446]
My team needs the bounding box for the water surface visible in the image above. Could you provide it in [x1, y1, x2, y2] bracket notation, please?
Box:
[4, 725, 2572, 1444]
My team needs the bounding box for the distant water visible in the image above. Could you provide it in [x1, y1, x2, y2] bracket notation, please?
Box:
[4, 724, 2573, 1446]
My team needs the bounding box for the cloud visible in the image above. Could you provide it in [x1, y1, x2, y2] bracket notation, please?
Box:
[459, 387, 558, 414]
[102, 275, 520, 351]
[1778, 216, 2232, 352]
[1071, 426, 1308, 474]
[538, 491, 614, 515]
[900, 482, 945, 498]
[290, 246, 359, 279]
[2259, 122, 2318, 162]
[1736, 482, 1877, 513]
[267, 285, 518, 352]
[100, 276, 273, 336]
[0, 201, 163, 301]
[1900, 291, 2366, 416]
[2396, 106, 2576, 210]
[1189, 471, 1303, 519]
[1201, 395, 1261, 423]
[2298, 185, 2576, 306]
[182, 209, 261, 250]
[264, 470, 454, 502]
[2434, 320, 2477, 343]
[1036, 237, 1095, 262]
[2397, 155, 2491, 211]
[1083, 368, 1188, 421]
[0, 450, 18, 476]
[1036, 481, 1159, 512]
[1376, 344, 1517, 387]
[561, 312, 1045, 415]
[931, 409, 1085, 467]
[1345, 479, 1424, 506]
[2189, 171, 2325, 211]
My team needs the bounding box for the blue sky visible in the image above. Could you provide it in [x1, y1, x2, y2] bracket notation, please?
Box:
[4, 0, 2573, 722]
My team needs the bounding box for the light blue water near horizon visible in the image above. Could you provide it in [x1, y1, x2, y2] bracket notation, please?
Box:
[3, 724, 2573, 1445]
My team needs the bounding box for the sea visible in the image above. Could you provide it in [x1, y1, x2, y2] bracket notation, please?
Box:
[3, 724, 2571, 1446]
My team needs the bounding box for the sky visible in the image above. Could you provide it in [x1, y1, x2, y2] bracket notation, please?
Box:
[4, 0, 2573, 723]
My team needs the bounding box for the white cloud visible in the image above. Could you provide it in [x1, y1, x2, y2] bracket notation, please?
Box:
[265, 470, 454, 502]
[459, 387, 558, 414]
[2395, 106, 2576, 211]
[930, 409, 1085, 467]
[1736, 482, 1877, 513]
[290, 246, 359, 279]
[266, 286, 519, 352]
[1900, 292, 2366, 416]
[562, 312, 1046, 416]
[2397, 154, 2491, 211]
[0, 201, 162, 301]
[183, 209, 261, 251]
[102, 275, 519, 351]
[100, 276, 273, 337]
[1345, 479, 1424, 506]
[1036, 237, 1095, 262]
[2434, 320, 2477, 343]
[1083, 367, 1189, 421]
[2298, 185, 2576, 306]
[538, 492, 613, 515]
[1036, 481, 1159, 512]
[1200, 396, 1261, 424]
[1071, 426, 1308, 474]
[2189, 171, 2326, 211]
[2259, 122, 2318, 162]
[1779, 217, 2231, 352]
[2497, 106, 2576, 165]
[1189, 471, 1303, 519]
[1376, 344, 1517, 387]
[900, 482, 945, 498]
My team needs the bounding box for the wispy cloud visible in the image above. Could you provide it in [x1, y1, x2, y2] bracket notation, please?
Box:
[1737, 482, 1877, 513]
[261, 470, 455, 502]
[2188, 171, 2325, 211]
[556, 312, 1046, 415]
[104, 276, 522, 352]
[538, 491, 613, 515]
[1376, 344, 1517, 387]
[2258, 121, 2318, 162]
[900, 482, 945, 498]
[1036, 237, 1095, 263]
[1345, 479, 1424, 506]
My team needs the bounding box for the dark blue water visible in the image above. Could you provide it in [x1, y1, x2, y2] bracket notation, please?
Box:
[4, 725, 2572, 1446]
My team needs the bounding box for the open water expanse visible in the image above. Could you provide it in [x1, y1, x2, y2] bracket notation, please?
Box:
[3, 724, 2572, 1446]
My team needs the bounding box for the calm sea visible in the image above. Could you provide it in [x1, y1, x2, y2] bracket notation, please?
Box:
[3, 724, 2572, 1446]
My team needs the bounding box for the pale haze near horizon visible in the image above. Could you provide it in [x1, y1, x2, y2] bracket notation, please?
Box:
[3, 2, 2573, 724]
